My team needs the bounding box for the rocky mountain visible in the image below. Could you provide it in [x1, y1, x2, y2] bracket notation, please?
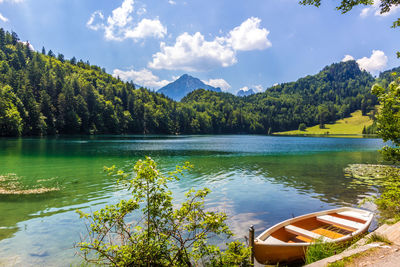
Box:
[157, 74, 221, 101]
[237, 88, 255, 97]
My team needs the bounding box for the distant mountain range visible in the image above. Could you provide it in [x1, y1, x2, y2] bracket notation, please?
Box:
[157, 74, 221, 101]
[237, 88, 255, 97]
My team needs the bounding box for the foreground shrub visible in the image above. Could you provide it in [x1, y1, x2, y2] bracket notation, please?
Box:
[76, 157, 251, 266]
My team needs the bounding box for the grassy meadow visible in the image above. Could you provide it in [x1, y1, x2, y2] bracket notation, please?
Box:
[275, 110, 373, 136]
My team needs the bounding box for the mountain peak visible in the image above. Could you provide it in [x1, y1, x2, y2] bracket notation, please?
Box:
[179, 74, 190, 79]
[158, 74, 221, 101]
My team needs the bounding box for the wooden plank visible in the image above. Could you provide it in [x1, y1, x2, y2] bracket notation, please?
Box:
[317, 215, 363, 230]
[337, 211, 370, 222]
[285, 225, 332, 242]
[312, 227, 345, 239]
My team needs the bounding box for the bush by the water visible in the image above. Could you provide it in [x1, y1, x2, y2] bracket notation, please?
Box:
[76, 157, 251, 266]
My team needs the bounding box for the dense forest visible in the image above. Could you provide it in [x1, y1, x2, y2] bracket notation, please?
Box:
[0, 28, 378, 136]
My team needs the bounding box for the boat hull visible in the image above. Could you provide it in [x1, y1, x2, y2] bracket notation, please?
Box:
[254, 242, 307, 264]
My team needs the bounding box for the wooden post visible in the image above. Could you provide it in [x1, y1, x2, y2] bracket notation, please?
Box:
[249, 225, 255, 265]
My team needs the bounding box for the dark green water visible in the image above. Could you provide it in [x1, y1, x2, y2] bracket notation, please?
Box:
[0, 135, 384, 266]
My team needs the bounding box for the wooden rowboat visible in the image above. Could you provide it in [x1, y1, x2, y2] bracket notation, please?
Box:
[253, 207, 374, 265]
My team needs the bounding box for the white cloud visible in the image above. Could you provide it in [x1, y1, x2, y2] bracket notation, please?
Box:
[148, 32, 237, 71]
[86, 11, 104, 31]
[227, 17, 271, 51]
[87, 0, 167, 41]
[356, 50, 388, 73]
[360, 1, 400, 17]
[149, 17, 271, 71]
[125, 18, 166, 39]
[113, 68, 171, 89]
[342, 54, 355, 62]
[0, 12, 8, 22]
[168, 0, 176, 5]
[203, 78, 231, 91]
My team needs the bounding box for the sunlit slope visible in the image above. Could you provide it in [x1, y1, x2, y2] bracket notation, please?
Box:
[275, 110, 373, 135]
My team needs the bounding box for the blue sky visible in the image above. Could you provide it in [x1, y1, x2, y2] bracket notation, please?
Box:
[1, 0, 400, 93]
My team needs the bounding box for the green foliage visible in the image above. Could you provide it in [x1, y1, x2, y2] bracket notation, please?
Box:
[372, 76, 400, 162]
[76, 157, 250, 266]
[0, 85, 22, 136]
[298, 123, 307, 131]
[374, 173, 400, 223]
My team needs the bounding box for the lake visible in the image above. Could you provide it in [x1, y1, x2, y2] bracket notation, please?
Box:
[0, 135, 384, 266]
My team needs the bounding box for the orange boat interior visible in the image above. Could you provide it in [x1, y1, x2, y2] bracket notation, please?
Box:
[270, 213, 367, 243]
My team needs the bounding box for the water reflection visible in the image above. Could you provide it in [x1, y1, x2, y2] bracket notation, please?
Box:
[0, 135, 384, 266]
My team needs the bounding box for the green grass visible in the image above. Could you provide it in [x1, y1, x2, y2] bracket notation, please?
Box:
[275, 110, 373, 136]
[304, 234, 365, 265]
[365, 233, 392, 245]
[304, 239, 342, 265]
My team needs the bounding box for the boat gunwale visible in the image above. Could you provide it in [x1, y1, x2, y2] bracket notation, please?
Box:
[254, 207, 373, 247]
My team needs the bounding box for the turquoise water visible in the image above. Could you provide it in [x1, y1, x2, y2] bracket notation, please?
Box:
[0, 135, 384, 266]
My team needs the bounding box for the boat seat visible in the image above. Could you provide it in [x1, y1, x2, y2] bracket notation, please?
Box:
[337, 211, 370, 222]
[317, 215, 363, 230]
[263, 236, 285, 244]
[285, 225, 332, 242]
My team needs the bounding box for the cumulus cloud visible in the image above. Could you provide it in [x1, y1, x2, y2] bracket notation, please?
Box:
[148, 32, 237, 71]
[0, 13, 8, 22]
[87, 0, 167, 41]
[168, 0, 176, 5]
[342, 54, 355, 62]
[356, 50, 388, 73]
[113, 68, 171, 89]
[149, 17, 271, 71]
[360, 1, 400, 17]
[344, 50, 388, 74]
[227, 17, 271, 51]
[125, 18, 166, 39]
[203, 79, 231, 91]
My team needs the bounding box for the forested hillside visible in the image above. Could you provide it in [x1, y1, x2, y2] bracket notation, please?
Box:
[0, 29, 378, 136]
[183, 61, 377, 133]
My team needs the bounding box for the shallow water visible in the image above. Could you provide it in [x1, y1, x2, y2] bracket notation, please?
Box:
[0, 135, 384, 266]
